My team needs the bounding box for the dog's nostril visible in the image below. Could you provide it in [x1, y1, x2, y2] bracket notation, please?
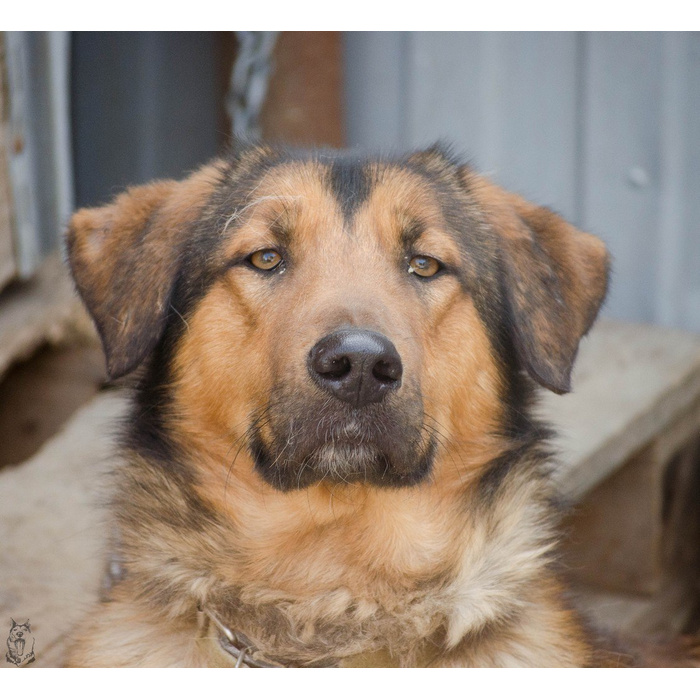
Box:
[318, 355, 352, 379]
[373, 358, 402, 383]
[308, 329, 403, 408]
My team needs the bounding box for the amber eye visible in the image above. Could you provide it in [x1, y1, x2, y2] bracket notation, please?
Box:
[248, 249, 283, 271]
[408, 255, 441, 278]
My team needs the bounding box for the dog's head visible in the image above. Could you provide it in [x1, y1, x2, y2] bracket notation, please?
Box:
[67, 145, 608, 493]
[8, 619, 31, 641]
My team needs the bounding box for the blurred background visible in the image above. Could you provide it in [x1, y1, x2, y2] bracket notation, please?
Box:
[1, 32, 699, 665]
[3, 32, 698, 329]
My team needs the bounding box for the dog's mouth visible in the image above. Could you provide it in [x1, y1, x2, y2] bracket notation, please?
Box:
[247, 401, 435, 492]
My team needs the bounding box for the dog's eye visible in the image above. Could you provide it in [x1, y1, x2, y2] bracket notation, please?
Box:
[248, 249, 283, 271]
[408, 255, 441, 278]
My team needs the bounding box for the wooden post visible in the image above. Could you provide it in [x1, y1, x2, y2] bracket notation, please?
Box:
[261, 32, 345, 148]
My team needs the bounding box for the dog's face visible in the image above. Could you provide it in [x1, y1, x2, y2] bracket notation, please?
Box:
[8, 620, 31, 642]
[67, 146, 608, 495]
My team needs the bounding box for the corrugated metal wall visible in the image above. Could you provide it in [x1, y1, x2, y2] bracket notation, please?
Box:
[344, 32, 700, 333]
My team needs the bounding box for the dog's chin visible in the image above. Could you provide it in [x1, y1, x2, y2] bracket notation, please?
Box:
[250, 435, 436, 492]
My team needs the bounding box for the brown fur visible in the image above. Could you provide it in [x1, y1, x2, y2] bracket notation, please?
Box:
[63, 144, 687, 667]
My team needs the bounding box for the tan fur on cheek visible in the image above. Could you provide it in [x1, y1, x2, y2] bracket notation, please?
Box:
[420, 290, 505, 482]
[170, 280, 274, 453]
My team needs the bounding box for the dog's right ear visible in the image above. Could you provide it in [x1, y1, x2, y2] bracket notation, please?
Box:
[66, 167, 220, 380]
[466, 174, 609, 394]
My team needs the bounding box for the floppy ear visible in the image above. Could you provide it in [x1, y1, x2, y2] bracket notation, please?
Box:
[470, 176, 609, 395]
[66, 167, 219, 379]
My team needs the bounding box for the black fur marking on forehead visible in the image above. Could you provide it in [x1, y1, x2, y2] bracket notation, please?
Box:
[399, 217, 426, 250]
[328, 158, 372, 222]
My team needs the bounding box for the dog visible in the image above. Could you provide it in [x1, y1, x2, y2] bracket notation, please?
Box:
[63, 143, 694, 666]
[6, 619, 35, 666]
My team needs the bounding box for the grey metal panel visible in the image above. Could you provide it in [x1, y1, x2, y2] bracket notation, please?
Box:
[5, 32, 73, 278]
[580, 32, 664, 324]
[0, 34, 17, 289]
[348, 32, 580, 221]
[404, 33, 580, 219]
[483, 32, 579, 221]
[344, 32, 408, 150]
[656, 32, 691, 331]
[402, 32, 484, 155]
[680, 33, 700, 333]
[343, 31, 700, 332]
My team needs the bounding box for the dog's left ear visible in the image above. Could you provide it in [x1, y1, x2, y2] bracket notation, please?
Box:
[468, 175, 610, 395]
[67, 166, 220, 379]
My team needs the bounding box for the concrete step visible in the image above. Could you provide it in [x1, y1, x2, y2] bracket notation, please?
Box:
[0, 390, 128, 667]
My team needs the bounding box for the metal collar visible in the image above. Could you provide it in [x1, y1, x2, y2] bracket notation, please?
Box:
[202, 607, 288, 668]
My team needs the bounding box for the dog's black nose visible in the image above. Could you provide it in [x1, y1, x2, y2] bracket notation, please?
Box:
[308, 329, 403, 408]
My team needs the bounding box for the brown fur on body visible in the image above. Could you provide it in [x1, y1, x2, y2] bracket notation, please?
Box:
[65, 143, 660, 667]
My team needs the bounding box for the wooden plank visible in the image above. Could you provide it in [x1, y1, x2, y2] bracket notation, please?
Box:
[563, 402, 700, 595]
[564, 441, 665, 594]
[0, 127, 17, 290]
[0, 252, 95, 382]
[481, 32, 580, 221]
[654, 32, 700, 336]
[655, 33, 688, 329]
[541, 318, 700, 501]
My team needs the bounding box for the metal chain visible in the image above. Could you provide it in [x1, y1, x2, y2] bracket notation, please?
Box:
[227, 31, 279, 140]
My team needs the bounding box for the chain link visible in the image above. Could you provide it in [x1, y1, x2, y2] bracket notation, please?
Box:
[227, 31, 279, 140]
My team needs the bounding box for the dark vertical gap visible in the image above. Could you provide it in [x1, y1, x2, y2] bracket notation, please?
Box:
[213, 32, 238, 146]
[137, 34, 159, 181]
[71, 32, 223, 209]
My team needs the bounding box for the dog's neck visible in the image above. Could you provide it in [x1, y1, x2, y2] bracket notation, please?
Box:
[113, 440, 558, 666]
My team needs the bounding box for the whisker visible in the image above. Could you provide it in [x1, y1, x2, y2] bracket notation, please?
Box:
[222, 402, 279, 503]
